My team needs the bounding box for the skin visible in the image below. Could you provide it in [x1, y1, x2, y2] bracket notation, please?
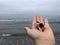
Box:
[24, 15, 55, 45]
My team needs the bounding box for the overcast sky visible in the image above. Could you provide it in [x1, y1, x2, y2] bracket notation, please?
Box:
[0, 0, 60, 18]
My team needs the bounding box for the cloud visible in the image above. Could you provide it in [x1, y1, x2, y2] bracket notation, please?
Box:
[0, 0, 60, 15]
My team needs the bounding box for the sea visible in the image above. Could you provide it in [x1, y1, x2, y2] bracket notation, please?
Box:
[0, 19, 59, 45]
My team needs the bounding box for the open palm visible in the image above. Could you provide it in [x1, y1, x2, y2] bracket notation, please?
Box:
[24, 15, 55, 44]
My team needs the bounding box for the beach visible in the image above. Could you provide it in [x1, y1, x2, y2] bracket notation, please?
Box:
[0, 21, 59, 45]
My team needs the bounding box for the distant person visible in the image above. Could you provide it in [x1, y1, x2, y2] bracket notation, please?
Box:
[24, 15, 55, 45]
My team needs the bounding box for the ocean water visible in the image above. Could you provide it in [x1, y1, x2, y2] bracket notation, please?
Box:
[0, 21, 60, 45]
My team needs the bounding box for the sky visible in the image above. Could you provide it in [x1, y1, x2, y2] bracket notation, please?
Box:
[0, 0, 60, 18]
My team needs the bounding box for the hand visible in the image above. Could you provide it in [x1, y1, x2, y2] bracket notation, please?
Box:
[24, 15, 55, 45]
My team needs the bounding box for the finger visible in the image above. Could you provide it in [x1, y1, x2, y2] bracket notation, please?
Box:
[39, 16, 44, 24]
[44, 18, 50, 29]
[24, 27, 31, 34]
[32, 16, 37, 29]
[37, 15, 44, 31]
[37, 15, 42, 31]
[37, 15, 40, 23]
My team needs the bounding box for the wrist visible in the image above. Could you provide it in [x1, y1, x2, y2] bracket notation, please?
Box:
[33, 39, 55, 45]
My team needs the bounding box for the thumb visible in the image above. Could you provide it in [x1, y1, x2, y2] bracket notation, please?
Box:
[24, 27, 31, 34]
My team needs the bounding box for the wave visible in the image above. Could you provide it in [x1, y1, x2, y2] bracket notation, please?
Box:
[0, 20, 60, 23]
[0, 20, 15, 21]
[0, 20, 32, 22]
[49, 21, 60, 23]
